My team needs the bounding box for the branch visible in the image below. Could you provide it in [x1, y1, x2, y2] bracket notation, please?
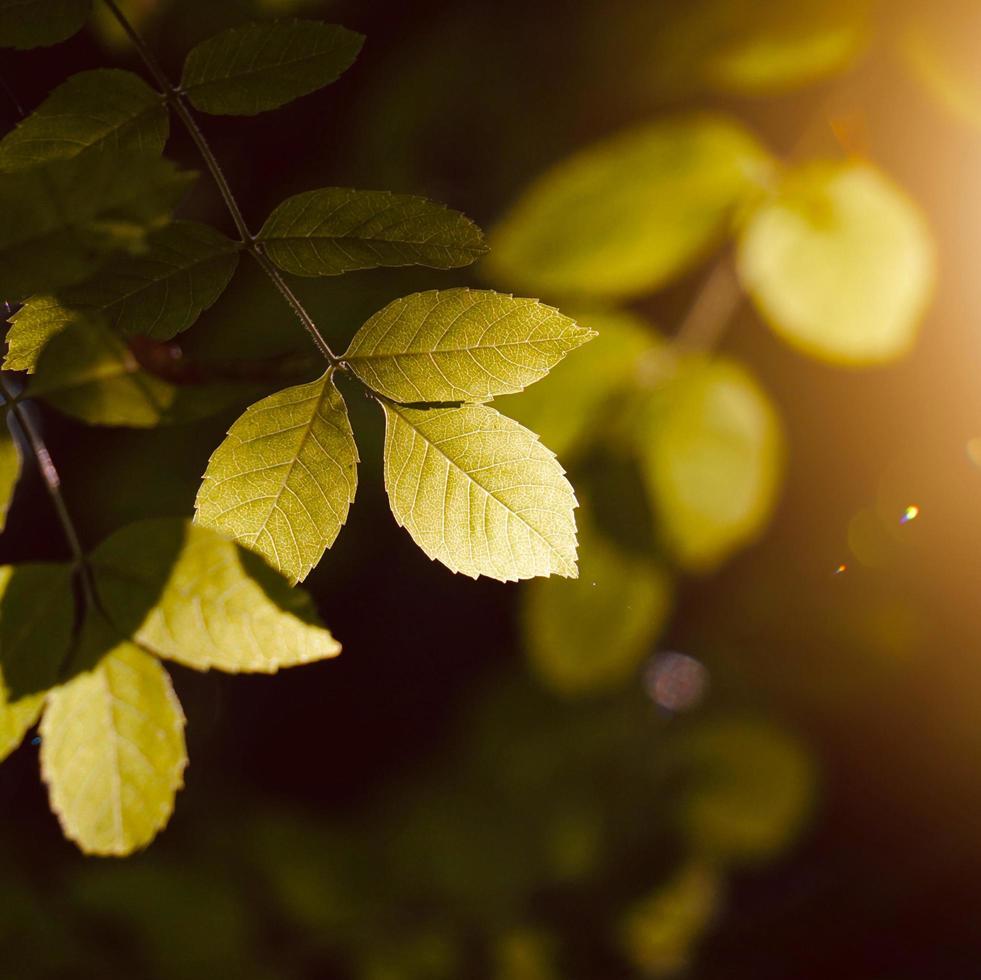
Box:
[673, 253, 743, 354]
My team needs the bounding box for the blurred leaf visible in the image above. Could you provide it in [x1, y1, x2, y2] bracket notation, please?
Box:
[636, 357, 782, 571]
[90, 517, 342, 672]
[0, 0, 91, 49]
[0, 70, 168, 174]
[4, 296, 85, 372]
[672, 716, 814, 864]
[382, 402, 579, 581]
[493, 929, 558, 980]
[195, 371, 358, 584]
[54, 221, 240, 341]
[41, 637, 186, 856]
[738, 161, 936, 365]
[346, 288, 593, 404]
[0, 563, 75, 700]
[0, 686, 43, 762]
[497, 308, 653, 460]
[486, 114, 772, 301]
[30, 315, 264, 427]
[619, 862, 720, 977]
[0, 411, 20, 531]
[180, 18, 364, 115]
[258, 188, 486, 277]
[524, 509, 672, 697]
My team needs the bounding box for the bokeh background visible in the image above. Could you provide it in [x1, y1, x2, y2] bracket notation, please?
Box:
[5, 0, 981, 976]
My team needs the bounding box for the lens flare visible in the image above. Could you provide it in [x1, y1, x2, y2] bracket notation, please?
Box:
[899, 505, 920, 525]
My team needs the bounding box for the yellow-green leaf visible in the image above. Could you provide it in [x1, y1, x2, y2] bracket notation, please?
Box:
[382, 402, 579, 582]
[737, 161, 936, 365]
[55, 221, 240, 341]
[195, 372, 358, 584]
[181, 19, 363, 116]
[4, 295, 85, 373]
[0, 0, 91, 49]
[258, 188, 486, 277]
[524, 511, 672, 697]
[345, 289, 594, 404]
[486, 114, 772, 300]
[41, 638, 186, 856]
[0, 70, 168, 174]
[0, 687, 43, 762]
[636, 358, 782, 571]
[0, 412, 21, 532]
[90, 518, 341, 672]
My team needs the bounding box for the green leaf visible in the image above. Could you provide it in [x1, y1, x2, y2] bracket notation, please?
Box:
[30, 314, 262, 428]
[90, 517, 341, 672]
[0, 153, 195, 301]
[486, 115, 772, 301]
[0, 687, 43, 762]
[258, 188, 486, 277]
[180, 19, 364, 116]
[4, 295, 86, 372]
[195, 371, 358, 584]
[345, 288, 594, 404]
[381, 402, 579, 582]
[636, 358, 782, 571]
[0, 411, 21, 531]
[41, 637, 186, 856]
[0, 0, 91, 49]
[497, 308, 653, 460]
[53, 222, 240, 341]
[737, 162, 936, 365]
[0, 70, 168, 174]
[524, 510, 672, 697]
[0, 563, 76, 700]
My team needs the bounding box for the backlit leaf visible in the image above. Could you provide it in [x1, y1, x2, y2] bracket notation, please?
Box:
[382, 402, 579, 581]
[195, 371, 358, 584]
[41, 636, 186, 856]
[486, 115, 772, 300]
[0, 0, 91, 49]
[636, 357, 782, 571]
[4, 295, 85, 372]
[524, 510, 671, 697]
[181, 19, 364, 116]
[0, 410, 21, 531]
[0, 687, 43, 762]
[345, 288, 594, 404]
[55, 221, 240, 341]
[258, 188, 486, 277]
[737, 161, 936, 365]
[0, 70, 168, 174]
[91, 517, 342, 672]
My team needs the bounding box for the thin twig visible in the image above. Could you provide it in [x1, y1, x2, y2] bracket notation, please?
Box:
[100, 0, 339, 364]
[673, 253, 743, 354]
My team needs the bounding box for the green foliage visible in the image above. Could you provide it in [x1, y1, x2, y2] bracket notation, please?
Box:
[486, 115, 773, 300]
[0, 414, 20, 531]
[257, 188, 487, 276]
[4, 296, 86, 372]
[196, 372, 358, 584]
[41, 634, 187, 856]
[0, 0, 91, 49]
[180, 18, 364, 115]
[737, 161, 936, 364]
[0, 70, 168, 173]
[382, 402, 579, 581]
[345, 288, 593, 403]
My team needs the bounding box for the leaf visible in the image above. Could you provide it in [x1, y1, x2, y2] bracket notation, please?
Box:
[90, 517, 341, 672]
[41, 636, 186, 856]
[497, 308, 653, 460]
[0, 563, 76, 700]
[195, 371, 358, 584]
[0, 70, 168, 174]
[180, 19, 364, 116]
[0, 153, 195, 302]
[0, 687, 43, 762]
[737, 162, 936, 365]
[345, 288, 593, 404]
[54, 222, 240, 341]
[381, 402, 579, 581]
[0, 410, 21, 531]
[257, 188, 486, 277]
[4, 295, 86, 372]
[524, 510, 672, 697]
[0, 0, 91, 49]
[30, 314, 263, 428]
[485, 115, 772, 301]
[635, 357, 782, 571]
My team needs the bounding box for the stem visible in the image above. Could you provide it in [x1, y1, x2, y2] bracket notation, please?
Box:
[673, 253, 743, 354]
[100, 0, 339, 364]
[0, 376, 95, 602]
